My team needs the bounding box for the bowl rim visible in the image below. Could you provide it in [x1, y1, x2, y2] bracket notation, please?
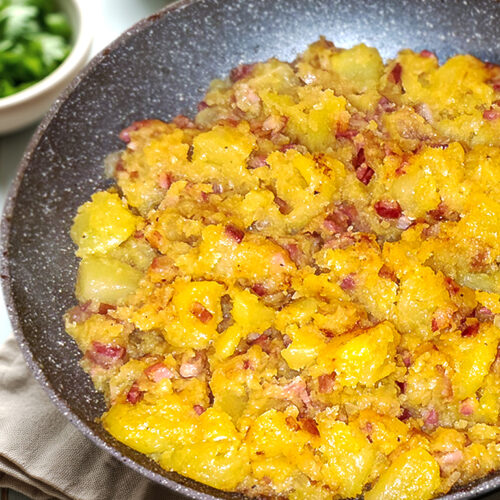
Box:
[0, 0, 93, 110]
[1, 0, 500, 498]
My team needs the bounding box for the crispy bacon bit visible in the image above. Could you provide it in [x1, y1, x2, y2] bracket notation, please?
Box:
[98, 303, 116, 315]
[352, 148, 366, 169]
[248, 153, 268, 169]
[251, 283, 268, 297]
[274, 195, 292, 215]
[437, 450, 464, 475]
[230, 63, 255, 82]
[145, 362, 174, 382]
[283, 334, 292, 348]
[483, 108, 500, 120]
[395, 381, 406, 394]
[336, 127, 358, 139]
[225, 224, 245, 243]
[197, 100, 209, 112]
[179, 351, 207, 378]
[193, 404, 206, 415]
[159, 172, 173, 189]
[318, 373, 336, 393]
[243, 359, 251, 370]
[285, 416, 300, 431]
[340, 274, 356, 291]
[134, 230, 144, 239]
[249, 334, 272, 353]
[324, 203, 358, 233]
[396, 214, 412, 230]
[301, 418, 320, 436]
[356, 164, 375, 185]
[280, 143, 299, 152]
[119, 119, 156, 143]
[126, 383, 144, 404]
[402, 353, 412, 368]
[262, 115, 288, 134]
[420, 49, 437, 59]
[86, 341, 125, 369]
[398, 408, 411, 421]
[285, 243, 302, 265]
[460, 399, 474, 416]
[461, 322, 480, 338]
[282, 377, 311, 406]
[389, 63, 403, 85]
[378, 96, 397, 112]
[444, 276, 460, 295]
[173, 114, 196, 129]
[424, 408, 439, 427]
[191, 302, 213, 324]
[475, 306, 494, 322]
[66, 301, 93, 323]
[374, 200, 402, 219]
[378, 264, 397, 282]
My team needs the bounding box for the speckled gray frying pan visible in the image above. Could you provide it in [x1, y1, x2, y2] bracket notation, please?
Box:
[2, 0, 500, 498]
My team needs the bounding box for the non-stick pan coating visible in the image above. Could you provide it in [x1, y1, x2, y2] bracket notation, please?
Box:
[2, 0, 500, 498]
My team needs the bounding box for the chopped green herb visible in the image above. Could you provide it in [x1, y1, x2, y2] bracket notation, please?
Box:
[0, 0, 72, 98]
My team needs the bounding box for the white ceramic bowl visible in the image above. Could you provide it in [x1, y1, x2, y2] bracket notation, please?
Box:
[0, 0, 92, 135]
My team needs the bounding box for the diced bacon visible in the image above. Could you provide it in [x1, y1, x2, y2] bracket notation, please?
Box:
[301, 418, 320, 436]
[396, 214, 412, 230]
[377, 96, 397, 112]
[398, 408, 411, 421]
[225, 224, 245, 243]
[230, 63, 255, 82]
[119, 119, 157, 143]
[212, 183, 224, 194]
[460, 399, 474, 416]
[172, 114, 196, 128]
[191, 302, 213, 324]
[285, 243, 302, 265]
[159, 172, 173, 189]
[282, 377, 311, 406]
[389, 63, 403, 85]
[66, 301, 93, 323]
[144, 362, 174, 382]
[420, 49, 437, 59]
[251, 283, 268, 297]
[483, 108, 500, 120]
[134, 230, 144, 239]
[378, 264, 397, 282]
[86, 341, 125, 369]
[352, 148, 366, 169]
[475, 306, 494, 322]
[179, 351, 207, 379]
[197, 100, 209, 112]
[461, 322, 480, 338]
[318, 373, 336, 393]
[402, 353, 412, 368]
[336, 127, 358, 139]
[396, 381, 407, 394]
[324, 233, 356, 250]
[285, 416, 301, 432]
[340, 274, 356, 291]
[248, 153, 268, 169]
[444, 276, 460, 295]
[193, 404, 206, 415]
[249, 333, 272, 353]
[98, 303, 116, 315]
[262, 115, 287, 134]
[280, 143, 299, 152]
[282, 334, 292, 348]
[126, 382, 144, 404]
[356, 164, 375, 185]
[324, 203, 358, 233]
[274, 196, 292, 215]
[424, 408, 439, 427]
[374, 200, 402, 219]
[437, 450, 464, 475]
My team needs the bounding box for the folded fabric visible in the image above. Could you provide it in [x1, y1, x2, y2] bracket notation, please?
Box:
[0, 336, 181, 500]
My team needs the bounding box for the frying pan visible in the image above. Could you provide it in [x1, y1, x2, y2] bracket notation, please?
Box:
[2, 0, 500, 498]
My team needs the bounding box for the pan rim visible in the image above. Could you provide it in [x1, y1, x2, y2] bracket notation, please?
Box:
[1, 0, 499, 498]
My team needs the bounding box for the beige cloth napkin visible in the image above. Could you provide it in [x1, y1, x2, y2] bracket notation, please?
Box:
[0, 336, 182, 500]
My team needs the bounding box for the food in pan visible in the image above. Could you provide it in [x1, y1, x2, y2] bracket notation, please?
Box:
[65, 39, 500, 499]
